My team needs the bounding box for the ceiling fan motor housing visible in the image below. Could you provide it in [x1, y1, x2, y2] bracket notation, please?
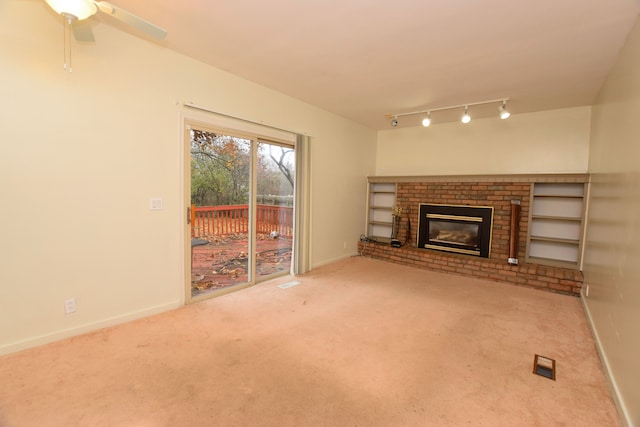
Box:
[45, 0, 98, 21]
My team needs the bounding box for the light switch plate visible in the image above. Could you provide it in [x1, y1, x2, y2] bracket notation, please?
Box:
[150, 198, 163, 210]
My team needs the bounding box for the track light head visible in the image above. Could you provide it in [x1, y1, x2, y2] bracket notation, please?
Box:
[499, 101, 510, 120]
[390, 117, 398, 127]
[461, 107, 471, 124]
[422, 113, 431, 127]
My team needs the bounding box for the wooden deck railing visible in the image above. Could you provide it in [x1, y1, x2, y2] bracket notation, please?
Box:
[191, 204, 293, 238]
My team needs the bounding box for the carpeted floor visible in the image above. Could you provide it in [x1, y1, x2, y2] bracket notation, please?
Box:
[0, 257, 619, 426]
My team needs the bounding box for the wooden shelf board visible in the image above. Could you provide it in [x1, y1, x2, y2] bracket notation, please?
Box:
[533, 194, 583, 198]
[532, 215, 582, 222]
[369, 221, 393, 226]
[530, 236, 579, 245]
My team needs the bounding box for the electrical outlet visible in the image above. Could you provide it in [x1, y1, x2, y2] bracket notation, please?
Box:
[343, 241, 347, 250]
[64, 298, 77, 314]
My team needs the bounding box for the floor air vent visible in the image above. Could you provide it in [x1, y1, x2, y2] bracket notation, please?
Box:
[533, 354, 556, 380]
[278, 280, 301, 289]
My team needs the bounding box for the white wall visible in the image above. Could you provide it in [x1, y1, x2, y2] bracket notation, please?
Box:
[376, 106, 591, 176]
[0, 1, 376, 354]
[583, 17, 640, 426]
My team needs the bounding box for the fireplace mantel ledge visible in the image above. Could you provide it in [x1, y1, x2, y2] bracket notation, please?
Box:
[368, 173, 589, 184]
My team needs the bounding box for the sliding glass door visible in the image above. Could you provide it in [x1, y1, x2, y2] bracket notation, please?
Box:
[255, 140, 295, 278]
[185, 122, 294, 302]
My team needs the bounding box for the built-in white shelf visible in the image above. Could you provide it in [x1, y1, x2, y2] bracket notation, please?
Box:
[366, 182, 397, 243]
[526, 182, 587, 270]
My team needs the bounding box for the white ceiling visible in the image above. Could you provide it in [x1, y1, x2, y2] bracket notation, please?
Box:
[77, 1, 640, 129]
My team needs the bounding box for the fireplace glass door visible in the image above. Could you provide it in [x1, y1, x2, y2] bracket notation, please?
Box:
[429, 218, 481, 248]
[418, 204, 493, 258]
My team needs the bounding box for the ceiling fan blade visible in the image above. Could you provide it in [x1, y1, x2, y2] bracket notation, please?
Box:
[95, 1, 167, 41]
[72, 20, 96, 42]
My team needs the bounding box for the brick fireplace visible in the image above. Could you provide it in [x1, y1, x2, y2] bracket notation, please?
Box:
[359, 175, 585, 296]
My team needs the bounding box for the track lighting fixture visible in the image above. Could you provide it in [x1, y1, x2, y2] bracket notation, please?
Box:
[421, 113, 431, 127]
[499, 101, 510, 120]
[386, 98, 510, 127]
[461, 107, 471, 124]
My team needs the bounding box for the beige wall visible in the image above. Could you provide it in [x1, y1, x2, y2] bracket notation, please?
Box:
[376, 106, 591, 176]
[0, 1, 376, 354]
[583, 17, 640, 425]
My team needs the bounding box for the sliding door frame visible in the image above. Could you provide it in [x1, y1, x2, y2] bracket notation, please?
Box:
[182, 113, 306, 304]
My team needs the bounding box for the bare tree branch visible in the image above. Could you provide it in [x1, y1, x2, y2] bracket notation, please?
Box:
[269, 146, 294, 188]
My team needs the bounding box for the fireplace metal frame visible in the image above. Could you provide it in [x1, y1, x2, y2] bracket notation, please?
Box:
[417, 203, 494, 258]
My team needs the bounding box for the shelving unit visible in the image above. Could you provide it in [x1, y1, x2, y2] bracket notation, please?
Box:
[366, 182, 397, 244]
[526, 183, 587, 269]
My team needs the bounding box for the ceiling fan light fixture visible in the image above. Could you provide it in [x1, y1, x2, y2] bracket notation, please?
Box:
[45, 0, 97, 20]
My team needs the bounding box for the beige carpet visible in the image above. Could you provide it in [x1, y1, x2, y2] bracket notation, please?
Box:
[0, 257, 619, 426]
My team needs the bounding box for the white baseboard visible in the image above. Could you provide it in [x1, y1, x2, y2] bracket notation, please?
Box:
[311, 252, 359, 269]
[580, 291, 632, 427]
[0, 301, 181, 357]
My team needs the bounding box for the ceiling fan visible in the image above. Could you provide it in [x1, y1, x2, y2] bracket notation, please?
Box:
[44, 0, 167, 42]
[44, 0, 167, 72]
